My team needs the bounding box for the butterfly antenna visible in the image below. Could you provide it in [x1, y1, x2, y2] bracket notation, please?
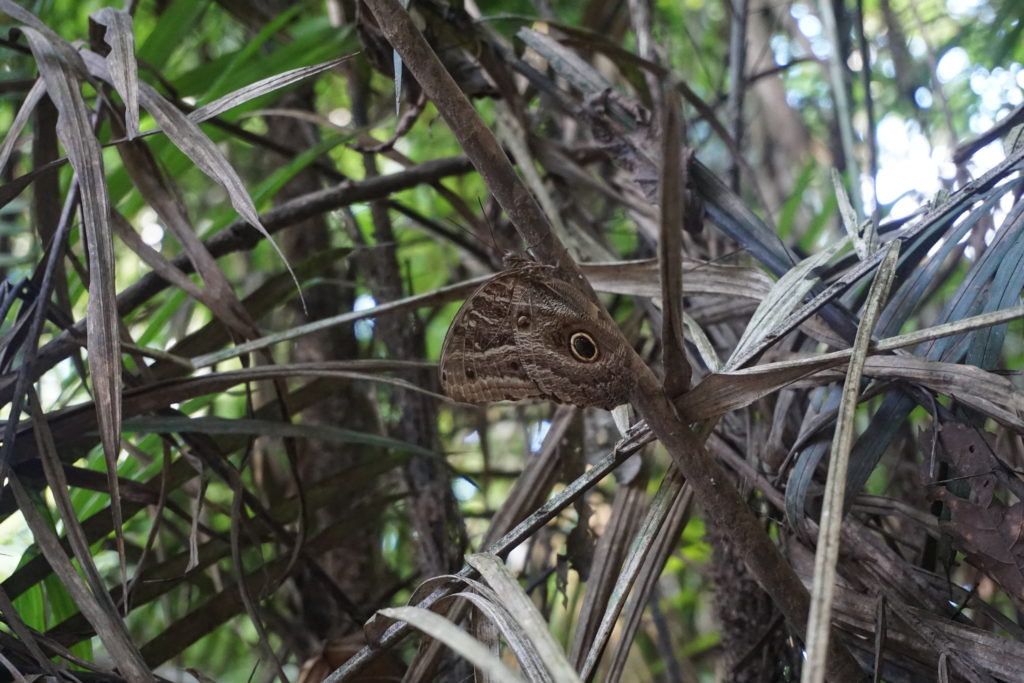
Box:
[475, 196, 505, 255]
[683, 246, 752, 273]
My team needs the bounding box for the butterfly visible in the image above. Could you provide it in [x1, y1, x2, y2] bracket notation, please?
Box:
[439, 257, 635, 409]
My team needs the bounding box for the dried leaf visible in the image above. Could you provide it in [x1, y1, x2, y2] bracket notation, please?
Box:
[803, 240, 900, 683]
[468, 553, 583, 683]
[728, 237, 848, 369]
[81, 50, 306, 309]
[18, 26, 126, 585]
[90, 8, 139, 139]
[378, 606, 525, 683]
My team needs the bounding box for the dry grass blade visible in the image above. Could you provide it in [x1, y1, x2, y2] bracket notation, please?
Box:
[858, 356, 1024, 429]
[9, 361, 442, 462]
[803, 240, 900, 683]
[0, 55, 351, 203]
[604, 484, 694, 683]
[579, 468, 687, 680]
[658, 85, 690, 395]
[495, 101, 574, 249]
[727, 237, 848, 370]
[109, 210, 210, 303]
[189, 274, 489, 368]
[568, 465, 650, 669]
[365, 1, 578, 276]
[18, 23, 128, 587]
[227, 465, 289, 683]
[27, 388, 142, 668]
[516, 29, 613, 102]
[328, 447, 636, 681]
[0, 0, 88, 74]
[139, 503, 382, 667]
[79, 51, 305, 311]
[827, 581, 1024, 679]
[682, 311, 722, 372]
[0, 157, 62, 209]
[468, 553, 583, 683]
[676, 303, 1024, 422]
[519, 26, 798, 281]
[10, 477, 151, 680]
[378, 606, 527, 683]
[0, 585, 56, 678]
[582, 259, 773, 300]
[22, 457, 394, 658]
[0, 651, 27, 683]
[0, 78, 46, 175]
[121, 414, 440, 457]
[188, 55, 354, 123]
[832, 168, 877, 259]
[90, 8, 139, 139]
[481, 406, 578, 547]
[111, 136, 258, 338]
[449, 586, 550, 681]
[790, 355, 1024, 430]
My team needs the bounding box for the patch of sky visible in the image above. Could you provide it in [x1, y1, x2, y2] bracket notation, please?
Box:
[874, 115, 942, 217]
[453, 476, 477, 502]
[529, 419, 551, 453]
[879, 58, 896, 79]
[915, 87, 934, 109]
[970, 65, 1024, 117]
[789, 2, 831, 59]
[771, 34, 791, 65]
[947, 0, 994, 22]
[797, 13, 822, 40]
[809, 36, 832, 61]
[139, 207, 164, 247]
[870, 43, 1021, 217]
[908, 36, 927, 59]
[353, 293, 376, 341]
[937, 47, 969, 84]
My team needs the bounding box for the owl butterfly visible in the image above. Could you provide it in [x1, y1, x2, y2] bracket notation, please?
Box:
[439, 256, 636, 409]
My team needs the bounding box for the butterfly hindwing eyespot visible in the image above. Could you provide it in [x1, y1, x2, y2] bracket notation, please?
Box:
[569, 332, 599, 362]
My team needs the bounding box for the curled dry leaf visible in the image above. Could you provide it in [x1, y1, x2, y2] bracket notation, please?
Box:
[922, 423, 1024, 608]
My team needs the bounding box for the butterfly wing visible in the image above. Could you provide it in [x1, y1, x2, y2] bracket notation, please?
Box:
[513, 272, 635, 409]
[439, 271, 545, 404]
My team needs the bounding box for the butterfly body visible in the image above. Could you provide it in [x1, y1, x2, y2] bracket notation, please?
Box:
[439, 260, 635, 409]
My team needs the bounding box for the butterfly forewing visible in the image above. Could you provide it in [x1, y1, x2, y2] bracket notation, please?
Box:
[439, 271, 544, 403]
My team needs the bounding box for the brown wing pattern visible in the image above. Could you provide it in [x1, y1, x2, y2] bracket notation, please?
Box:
[440, 262, 636, 409]
[513, 273, 635, 409]
[439, 270, 543, 403]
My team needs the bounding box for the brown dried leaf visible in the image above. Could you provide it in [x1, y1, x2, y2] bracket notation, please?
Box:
[111, 139, 258, 338]
[18, 26, 126, 579]
[582, 259, 772, 299]
[923, 423, 1024, 608]
[80, 50, 305, 308]
[933, 489, 1024, 608]
[89, 8, 139, 139]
